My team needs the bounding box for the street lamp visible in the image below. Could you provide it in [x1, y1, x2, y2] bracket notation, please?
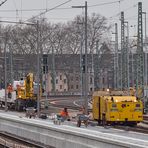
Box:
[72, 1, 88, 114]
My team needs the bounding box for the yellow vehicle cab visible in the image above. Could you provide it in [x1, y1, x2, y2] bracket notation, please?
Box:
[92, 91, 143, 126]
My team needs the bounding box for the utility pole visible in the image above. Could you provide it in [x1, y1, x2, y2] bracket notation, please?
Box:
[84, 1, 88, 114]
[142, 12, 147, 87]
[80, 22, 84, 99]
[120, 11, 125, 90]
[124, 21, 130, 90]
[4, 32, 8, 112]
[37, 21, 40, 117]
[142, 12, 148, 109]
[125, 36, 129, 89]
[72, 1, 88, 114]
[0, 0, 8, 112]
[121, 12, 129, 90]
[137, 2, 144, 97]
[131, 50, 134, 87]
[91, 49, 94, 92]
[95, 40, 99, 89]
[113, 23, 119, 89]
[43, 54, 48, 108]
[51, 46, 56, 95]
[9, 44, 13, 85]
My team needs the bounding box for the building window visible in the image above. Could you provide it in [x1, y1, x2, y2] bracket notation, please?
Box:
[71, 85, 73, 89]
[60, 75, 62, 80]
[64, 79, 66, 83]
[56, 79, 58, 84]
[64, 89, 66, 92]
[60, 85, 62, 89]
[76, 85, 79, 89]
[76, 76, 79, 81]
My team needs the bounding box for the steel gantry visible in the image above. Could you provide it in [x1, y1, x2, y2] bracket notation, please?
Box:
[113, 23, 119, 89]
[121, 11, 128, 90]
[136, 2, 144, 96]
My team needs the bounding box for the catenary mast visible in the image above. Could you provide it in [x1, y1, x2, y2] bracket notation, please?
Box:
[121, 11, 128, 90]
[136, 2, 144, 96]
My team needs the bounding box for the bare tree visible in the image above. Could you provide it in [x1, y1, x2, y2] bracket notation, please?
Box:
[0, 13, 111, 55]
[64, 13, 111, 54]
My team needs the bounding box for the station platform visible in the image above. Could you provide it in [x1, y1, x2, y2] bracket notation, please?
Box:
[0, 110, 148, 148]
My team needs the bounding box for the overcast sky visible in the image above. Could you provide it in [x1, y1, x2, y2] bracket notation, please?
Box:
[0, 0, 147, 36]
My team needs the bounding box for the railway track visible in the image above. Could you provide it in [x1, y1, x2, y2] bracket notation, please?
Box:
[41, 97, 92, 112]
[0, 132, 53, 148]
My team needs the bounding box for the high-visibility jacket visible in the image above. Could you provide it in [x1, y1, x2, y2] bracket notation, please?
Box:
[60, 110, 69, 117]
[7, 85, 13, 93]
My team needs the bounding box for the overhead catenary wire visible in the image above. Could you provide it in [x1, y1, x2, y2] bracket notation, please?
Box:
[0, 0, 139, 23]
[25, 0, 72, 23]
[0, 0, 73, 29]
[109, 3, 138, 20]
[89, 0, 124, 8]
[0, 0, 124, 12]
[0, 16, 72, 20]
[0, 0, 7, 7]
[0, 0, 144, 28]
[0, 0, 139, 24]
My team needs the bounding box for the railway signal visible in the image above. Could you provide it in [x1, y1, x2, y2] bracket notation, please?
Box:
[82, 54, 85, 73]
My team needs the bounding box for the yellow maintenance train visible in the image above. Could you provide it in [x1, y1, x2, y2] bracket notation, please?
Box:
[14, 73, 42, 111]
[92, 90, 143, 126]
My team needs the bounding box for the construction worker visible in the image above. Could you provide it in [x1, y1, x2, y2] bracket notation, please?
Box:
[59, 108, 70, 121]
[7, 84, 13, 98]
[79, 106, 85, 114]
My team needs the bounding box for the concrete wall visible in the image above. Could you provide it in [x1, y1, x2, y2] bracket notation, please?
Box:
[0, 113, 147, 148]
